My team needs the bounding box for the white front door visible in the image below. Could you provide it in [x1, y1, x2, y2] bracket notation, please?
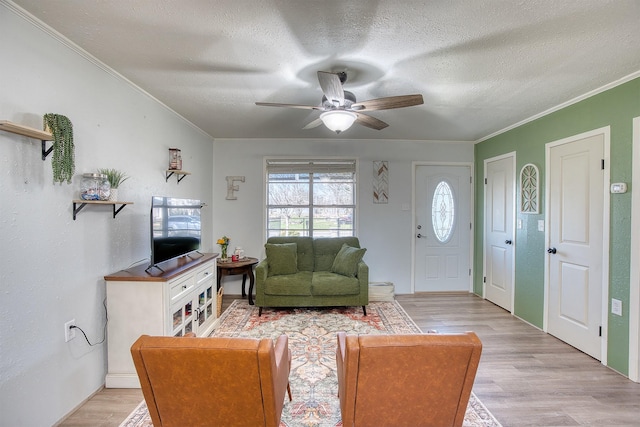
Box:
[546, 129, 608, 361]
[484, 154, 515, 311]
[414, 165, 472, 292]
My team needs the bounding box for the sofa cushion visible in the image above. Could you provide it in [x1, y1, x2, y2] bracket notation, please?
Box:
[311, 272, 360, 296]
[313, 237, 361, 271]
[264, 271, 313, 296]
[331, 244, 367, 277]
[266, 237, 314, 271]
[265, 243, 298, 276]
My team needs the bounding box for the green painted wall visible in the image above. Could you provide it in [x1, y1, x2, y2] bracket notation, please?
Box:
[474, 77, 640, 375]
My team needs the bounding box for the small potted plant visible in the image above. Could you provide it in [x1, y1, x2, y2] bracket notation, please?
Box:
[97, 168, 129, 201]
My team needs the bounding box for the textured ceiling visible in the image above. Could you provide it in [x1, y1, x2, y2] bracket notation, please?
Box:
[9, 0, 640, 141]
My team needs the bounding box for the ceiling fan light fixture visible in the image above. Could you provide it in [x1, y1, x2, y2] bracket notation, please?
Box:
[320, 110, 357, 133]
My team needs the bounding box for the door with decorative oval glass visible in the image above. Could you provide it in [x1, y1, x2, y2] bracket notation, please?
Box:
[414, 165, 472, 292]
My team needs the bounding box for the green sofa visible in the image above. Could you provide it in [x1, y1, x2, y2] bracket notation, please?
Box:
[255, 236, 369, 315]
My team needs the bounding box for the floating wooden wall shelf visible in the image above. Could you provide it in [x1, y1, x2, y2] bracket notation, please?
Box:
[72, 200, 133, 220]
[0, 120, 54, 160]
[165, 170, 191, 183]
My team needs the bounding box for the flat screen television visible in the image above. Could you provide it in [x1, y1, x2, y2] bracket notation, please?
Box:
[148, 196, 202, 271]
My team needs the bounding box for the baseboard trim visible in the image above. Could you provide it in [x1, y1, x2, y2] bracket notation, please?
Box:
[106, 373, 141, 389]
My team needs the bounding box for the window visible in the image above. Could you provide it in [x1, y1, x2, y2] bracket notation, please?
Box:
[266, 159, 356, 237]
[431, 180, 455, 243]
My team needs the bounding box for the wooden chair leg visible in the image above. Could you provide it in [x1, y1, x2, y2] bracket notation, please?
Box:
[258, 307, 263, 316]
[287, 382, 292, 401]
[362, 305, 367, 316]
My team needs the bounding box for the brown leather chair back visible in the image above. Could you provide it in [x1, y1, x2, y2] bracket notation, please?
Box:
[336, 332, 482, 427]
[131, 334, 291, 427]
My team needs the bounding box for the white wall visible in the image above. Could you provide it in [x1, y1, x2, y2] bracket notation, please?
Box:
[212, 138, 474, 295]
[0, 4, 474, 424]
[0, 5, 213, 425]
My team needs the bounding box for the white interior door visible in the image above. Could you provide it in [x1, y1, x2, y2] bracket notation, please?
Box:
[484, 154, 515, 311]
[414, 165, 472, 292]
[630, 116, 640, 382]
[546, 130, 607, 361]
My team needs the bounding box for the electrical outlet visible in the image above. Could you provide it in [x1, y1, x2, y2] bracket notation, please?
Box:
[64, 319, 76, 342]
[611, 299, 623, 316]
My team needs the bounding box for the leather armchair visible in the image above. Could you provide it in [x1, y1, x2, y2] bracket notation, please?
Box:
[336, 332, 482, 427]
[131, 334, 292, 427]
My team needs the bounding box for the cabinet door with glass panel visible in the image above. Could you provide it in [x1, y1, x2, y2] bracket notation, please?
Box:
[195, 281, 216, 333]
[169, 263, 216, 337]
[171, 295, 195, 337]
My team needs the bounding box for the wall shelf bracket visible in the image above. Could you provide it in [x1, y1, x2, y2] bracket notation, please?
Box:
[1, 120, 54, 161]
[73, 201, 88, 220]
[42, 140, 54, 160]
[72, 200, 133, 220]
[165, 170, 191, 183]
[112, 203, 128, 218]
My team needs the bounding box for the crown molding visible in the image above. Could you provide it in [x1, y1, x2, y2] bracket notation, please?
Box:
[1, 0, 212, 140]
[476, 70, 640, 144]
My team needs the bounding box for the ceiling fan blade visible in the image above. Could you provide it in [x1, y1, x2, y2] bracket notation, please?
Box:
[255, 102, 322, 110]
[303, 118, 323, 130]
[356, 113, 389, 130]
[317, 71, 344, 106]
[351, 94, 424, 111]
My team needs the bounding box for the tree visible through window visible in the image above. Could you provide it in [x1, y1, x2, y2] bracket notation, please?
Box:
[266, 159, 356, 237]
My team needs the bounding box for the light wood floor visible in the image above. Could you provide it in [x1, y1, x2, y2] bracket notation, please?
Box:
[58, 293, 640, 427]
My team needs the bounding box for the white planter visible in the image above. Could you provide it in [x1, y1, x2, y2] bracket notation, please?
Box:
[369, 282, 395, 301]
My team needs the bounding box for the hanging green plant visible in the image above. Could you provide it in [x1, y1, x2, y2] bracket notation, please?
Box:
[43, 113, 74, 184]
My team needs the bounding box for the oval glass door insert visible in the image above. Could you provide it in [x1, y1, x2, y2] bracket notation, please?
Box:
[431, 180, 455, 243]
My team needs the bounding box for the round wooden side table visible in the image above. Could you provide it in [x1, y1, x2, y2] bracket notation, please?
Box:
[216, 257, 259, 305]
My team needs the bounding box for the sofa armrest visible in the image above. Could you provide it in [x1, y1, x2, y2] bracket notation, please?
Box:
[356, 261, 369, 303]
[254, 259, 269, 305]
[255, 258, 269, 281]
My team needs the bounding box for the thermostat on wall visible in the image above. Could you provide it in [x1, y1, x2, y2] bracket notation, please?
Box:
[610, 183, 627, 194]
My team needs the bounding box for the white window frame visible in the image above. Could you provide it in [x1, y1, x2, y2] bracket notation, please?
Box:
[264, 158, 358, 239]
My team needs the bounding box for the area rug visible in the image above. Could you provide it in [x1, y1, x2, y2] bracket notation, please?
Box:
[120, 300, 501, 427]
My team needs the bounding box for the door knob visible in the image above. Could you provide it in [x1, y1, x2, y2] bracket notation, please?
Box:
[417, 225, 422, 229]
[547, 247, 557, 254]
[505, 240, 512, 245]
[417, 233, 423, 238]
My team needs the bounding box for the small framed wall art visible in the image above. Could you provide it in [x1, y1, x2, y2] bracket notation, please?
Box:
[520, 163, 539, 214]
[373, 161, 388, 204]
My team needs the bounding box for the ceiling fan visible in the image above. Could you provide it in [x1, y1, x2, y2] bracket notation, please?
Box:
[255, 71, 424, 133]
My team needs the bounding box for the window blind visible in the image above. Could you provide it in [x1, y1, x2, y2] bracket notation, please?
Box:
[266, 159, 356, 174]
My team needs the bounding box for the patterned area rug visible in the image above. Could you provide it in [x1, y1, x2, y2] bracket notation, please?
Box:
[120, 300, 501, 427]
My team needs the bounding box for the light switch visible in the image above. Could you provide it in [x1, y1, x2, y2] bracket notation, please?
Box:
[612, 298, 623, 316]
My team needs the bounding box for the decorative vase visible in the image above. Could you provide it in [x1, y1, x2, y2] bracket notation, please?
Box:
[221, 246, 227, 260]
[81, 173, 110, 201]
[108, 188, 118, 202]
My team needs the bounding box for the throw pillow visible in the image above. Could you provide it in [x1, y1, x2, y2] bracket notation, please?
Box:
[265, 243, 298, 276]
[331, 243, 366, 277]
